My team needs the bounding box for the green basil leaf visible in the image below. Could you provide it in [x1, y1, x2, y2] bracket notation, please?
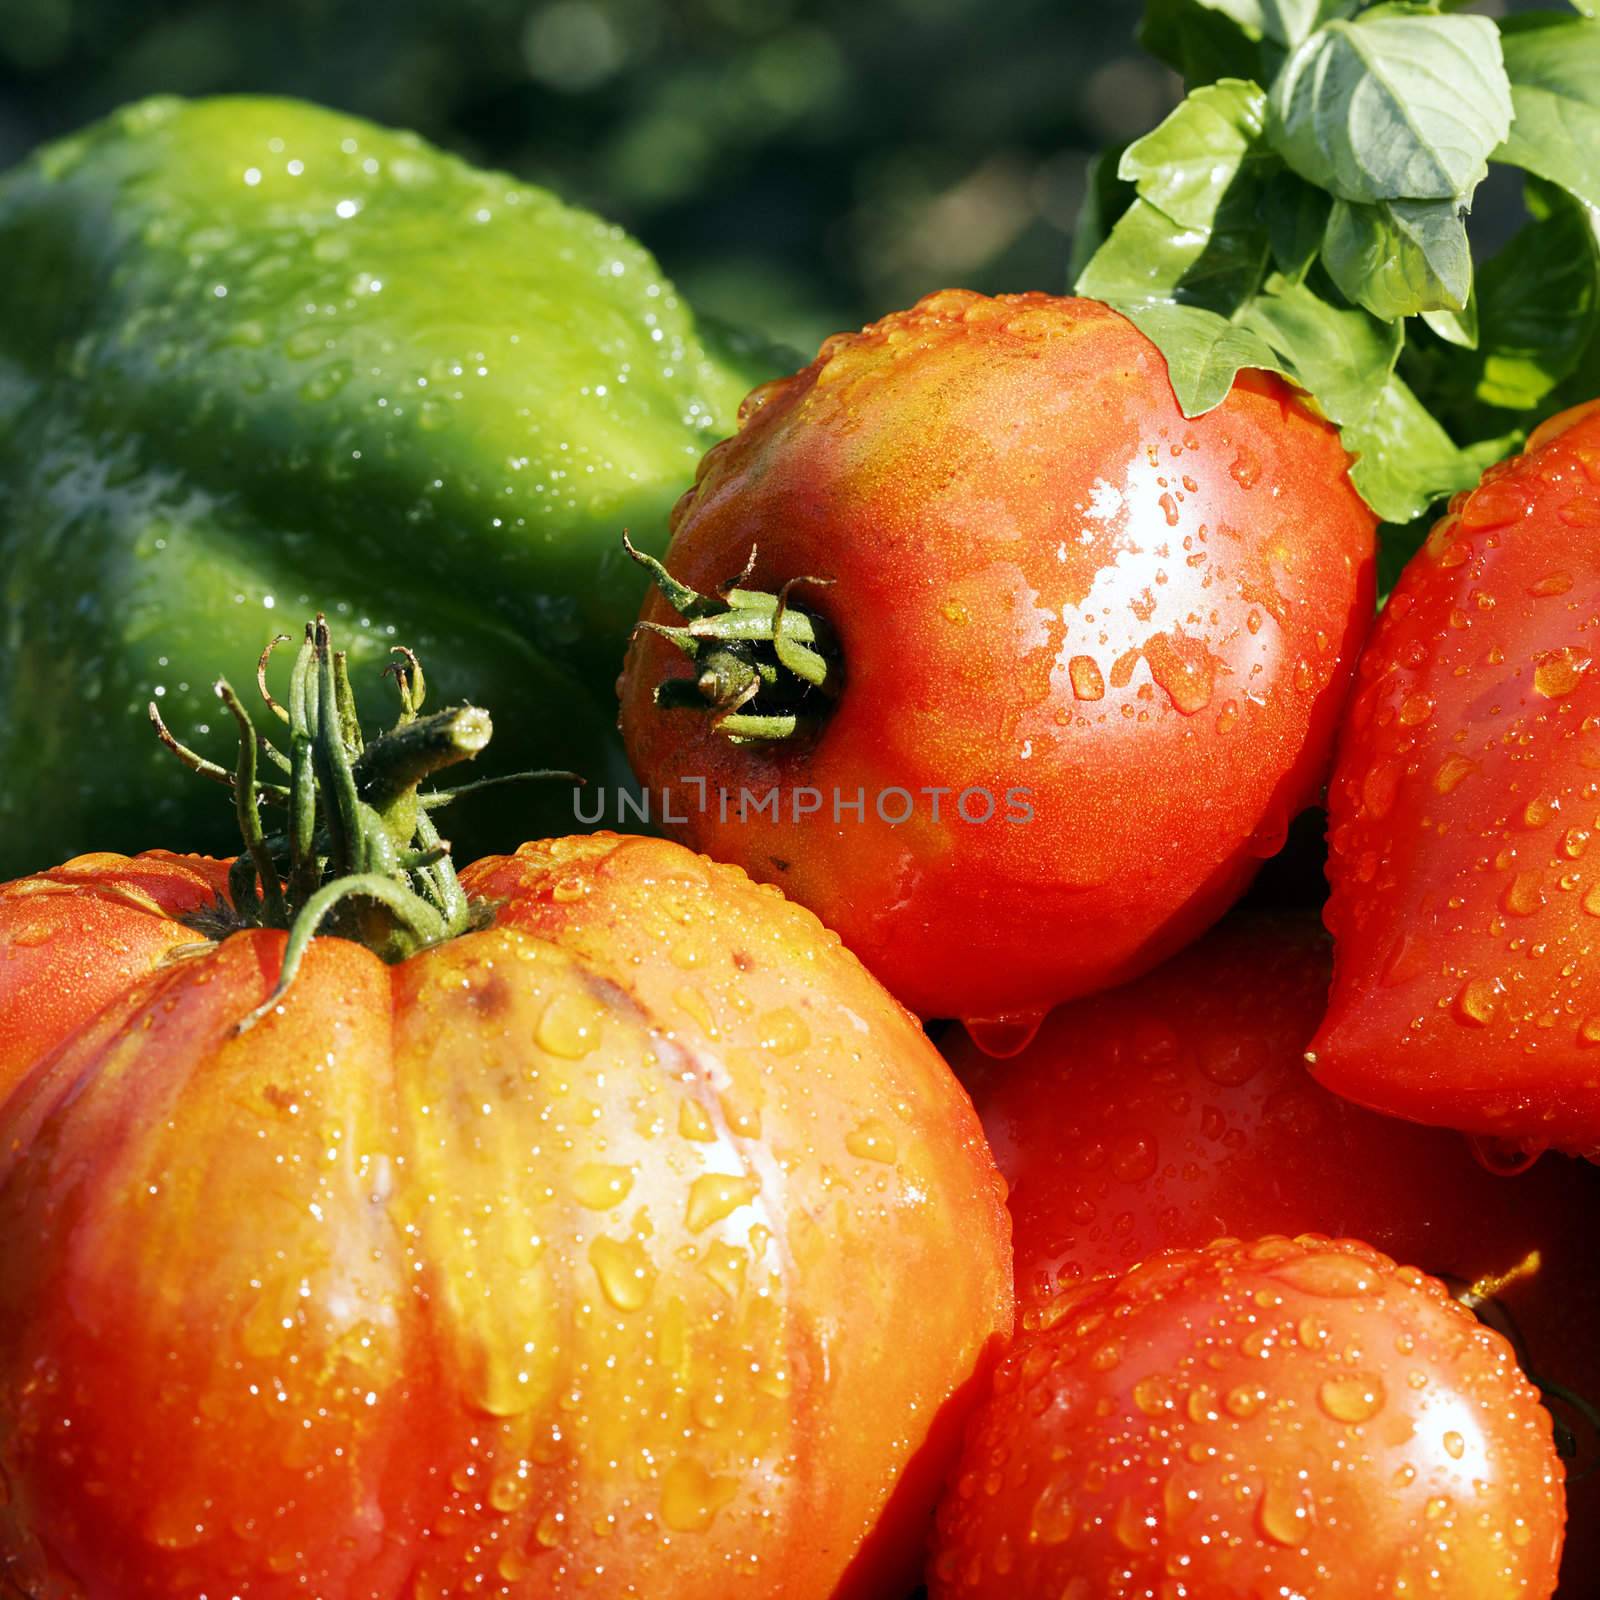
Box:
[1344, 374, 1511, 523]
[1421, 288, 1478, 350]
[1078, 80, 1275, 317]
[1194, 0, 1358, 48]
[1323, 197, 1471, 318]
[1549, 322, 1600, 413]
[1077, 195, 1272, 317]
[1140, 0, 1266, 86]
[1458, 179, 1600, 411]
[1269, 11, 1512, 204]
[1263, 172, 1332, 280]
[1237, 273, 1402, 421]
[1495, 14, 1600, 212]
[1107, 302, 1290, 414]
[1119, 79, 1273, 227]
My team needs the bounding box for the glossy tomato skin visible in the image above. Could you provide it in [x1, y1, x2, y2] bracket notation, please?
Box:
[0, 836, 1012, 1600]
[947, 911, 1600, 1589]
[618, 290, 1376, 1025]
[0, 850, 232, 1100]
[929, 1236, 1565, 1600]
[1312, 400, 1600, 1156]
[947, 913, 1600, 1332]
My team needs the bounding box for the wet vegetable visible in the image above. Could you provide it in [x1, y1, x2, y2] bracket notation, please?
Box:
[1312, 399, 1600, 1160]
[618, 290, 1375, 1033]
[0, 621, 1012, 1599]
[0, 95, 779, 878]
[949, 910, 1600, 1592]
[930, 1236, 1566, 1599]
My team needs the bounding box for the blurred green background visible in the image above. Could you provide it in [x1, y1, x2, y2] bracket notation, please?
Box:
[0, 0, 1540, 358]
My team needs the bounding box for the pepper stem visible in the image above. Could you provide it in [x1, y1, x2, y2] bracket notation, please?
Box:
[625, 535, 840, 743]
[154, 614, 581, 1029]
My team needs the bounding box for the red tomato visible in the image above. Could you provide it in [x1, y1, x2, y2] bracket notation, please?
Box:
[0, 837, 1012, 1600]
[1311, 399, 1600, 1157]
[929, 1236, 1566, 1600]
[946, 911, 1600, 1589]
[618, 290, 1376, 1029]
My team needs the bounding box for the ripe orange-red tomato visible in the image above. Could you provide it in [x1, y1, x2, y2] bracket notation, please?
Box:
[929, 1237, 1566, 1600]
[619, 290, 1376, 1029]
[1312, 400, 1600, 1157]
[0, 836, 1012, 1600]
[947, 911, 1600, 1589]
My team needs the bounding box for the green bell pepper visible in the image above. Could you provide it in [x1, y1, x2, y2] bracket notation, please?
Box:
[0, 95, 781, 877]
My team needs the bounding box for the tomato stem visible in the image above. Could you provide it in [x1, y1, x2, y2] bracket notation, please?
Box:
[625, 535, 840, 743]
[153, 614, 580, 1022]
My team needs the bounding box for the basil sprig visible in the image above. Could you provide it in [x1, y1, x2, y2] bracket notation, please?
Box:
[1077, 0, 1600, 562]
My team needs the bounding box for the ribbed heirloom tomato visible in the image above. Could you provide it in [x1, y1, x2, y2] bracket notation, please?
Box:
[0, 622, 1012, 1600]
[1311, 400, 1600, 1157]
[618, 289, 1376, 1032]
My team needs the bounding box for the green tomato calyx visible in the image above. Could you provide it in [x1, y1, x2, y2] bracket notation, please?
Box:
[150, 615, 578, 1030]
[626, 535, 841, 745]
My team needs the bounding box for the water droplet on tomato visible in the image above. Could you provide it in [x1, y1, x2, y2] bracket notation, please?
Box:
[1273, 1253, 1379, 1298]
[1434, 753, 1478, 795]
[1453, 978, 1498, 1028]
[1319, 1374, 1385, 1423]
[963, 1012, 1045, 1058]
[1534, 647, 1588, 699]
[588, 1235, 656, 1311]
[660, 1459, 737, 1532]
[1469, 1135, 1541, 1176]
[699, 1241, 748, 1300]
[489, 1468, 533, 1513]
[1503, 871, 1545, 917]
[755, 1007, 809, 1054]
[1145, 631, 1216, 715]
[845, 1118, 898, 1165]
[1225, 1384, 1262, 1419]
[1133, 1375, 1174, 1416]
[572, 1162, 634, 1211]
[536, 991, 604, 1058]
[1113, 1494, 1150, 1551]
[1029, 1480, 1077, 1545]
[678, 1099, 716, 1141]
[1110, 1132, 1158, 1182]
[1068, 655, 1105, 702]
[499, 1548, 534, 1581]
[1460, 482, 1527, 530]
[1257, 1474, 1313, 1547]
[1398, 693, 1434, 726]
[1529, 571, 1574, 597]
[1199, 1036, 1267, 1087]
[685, 1172, 760, 1232]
